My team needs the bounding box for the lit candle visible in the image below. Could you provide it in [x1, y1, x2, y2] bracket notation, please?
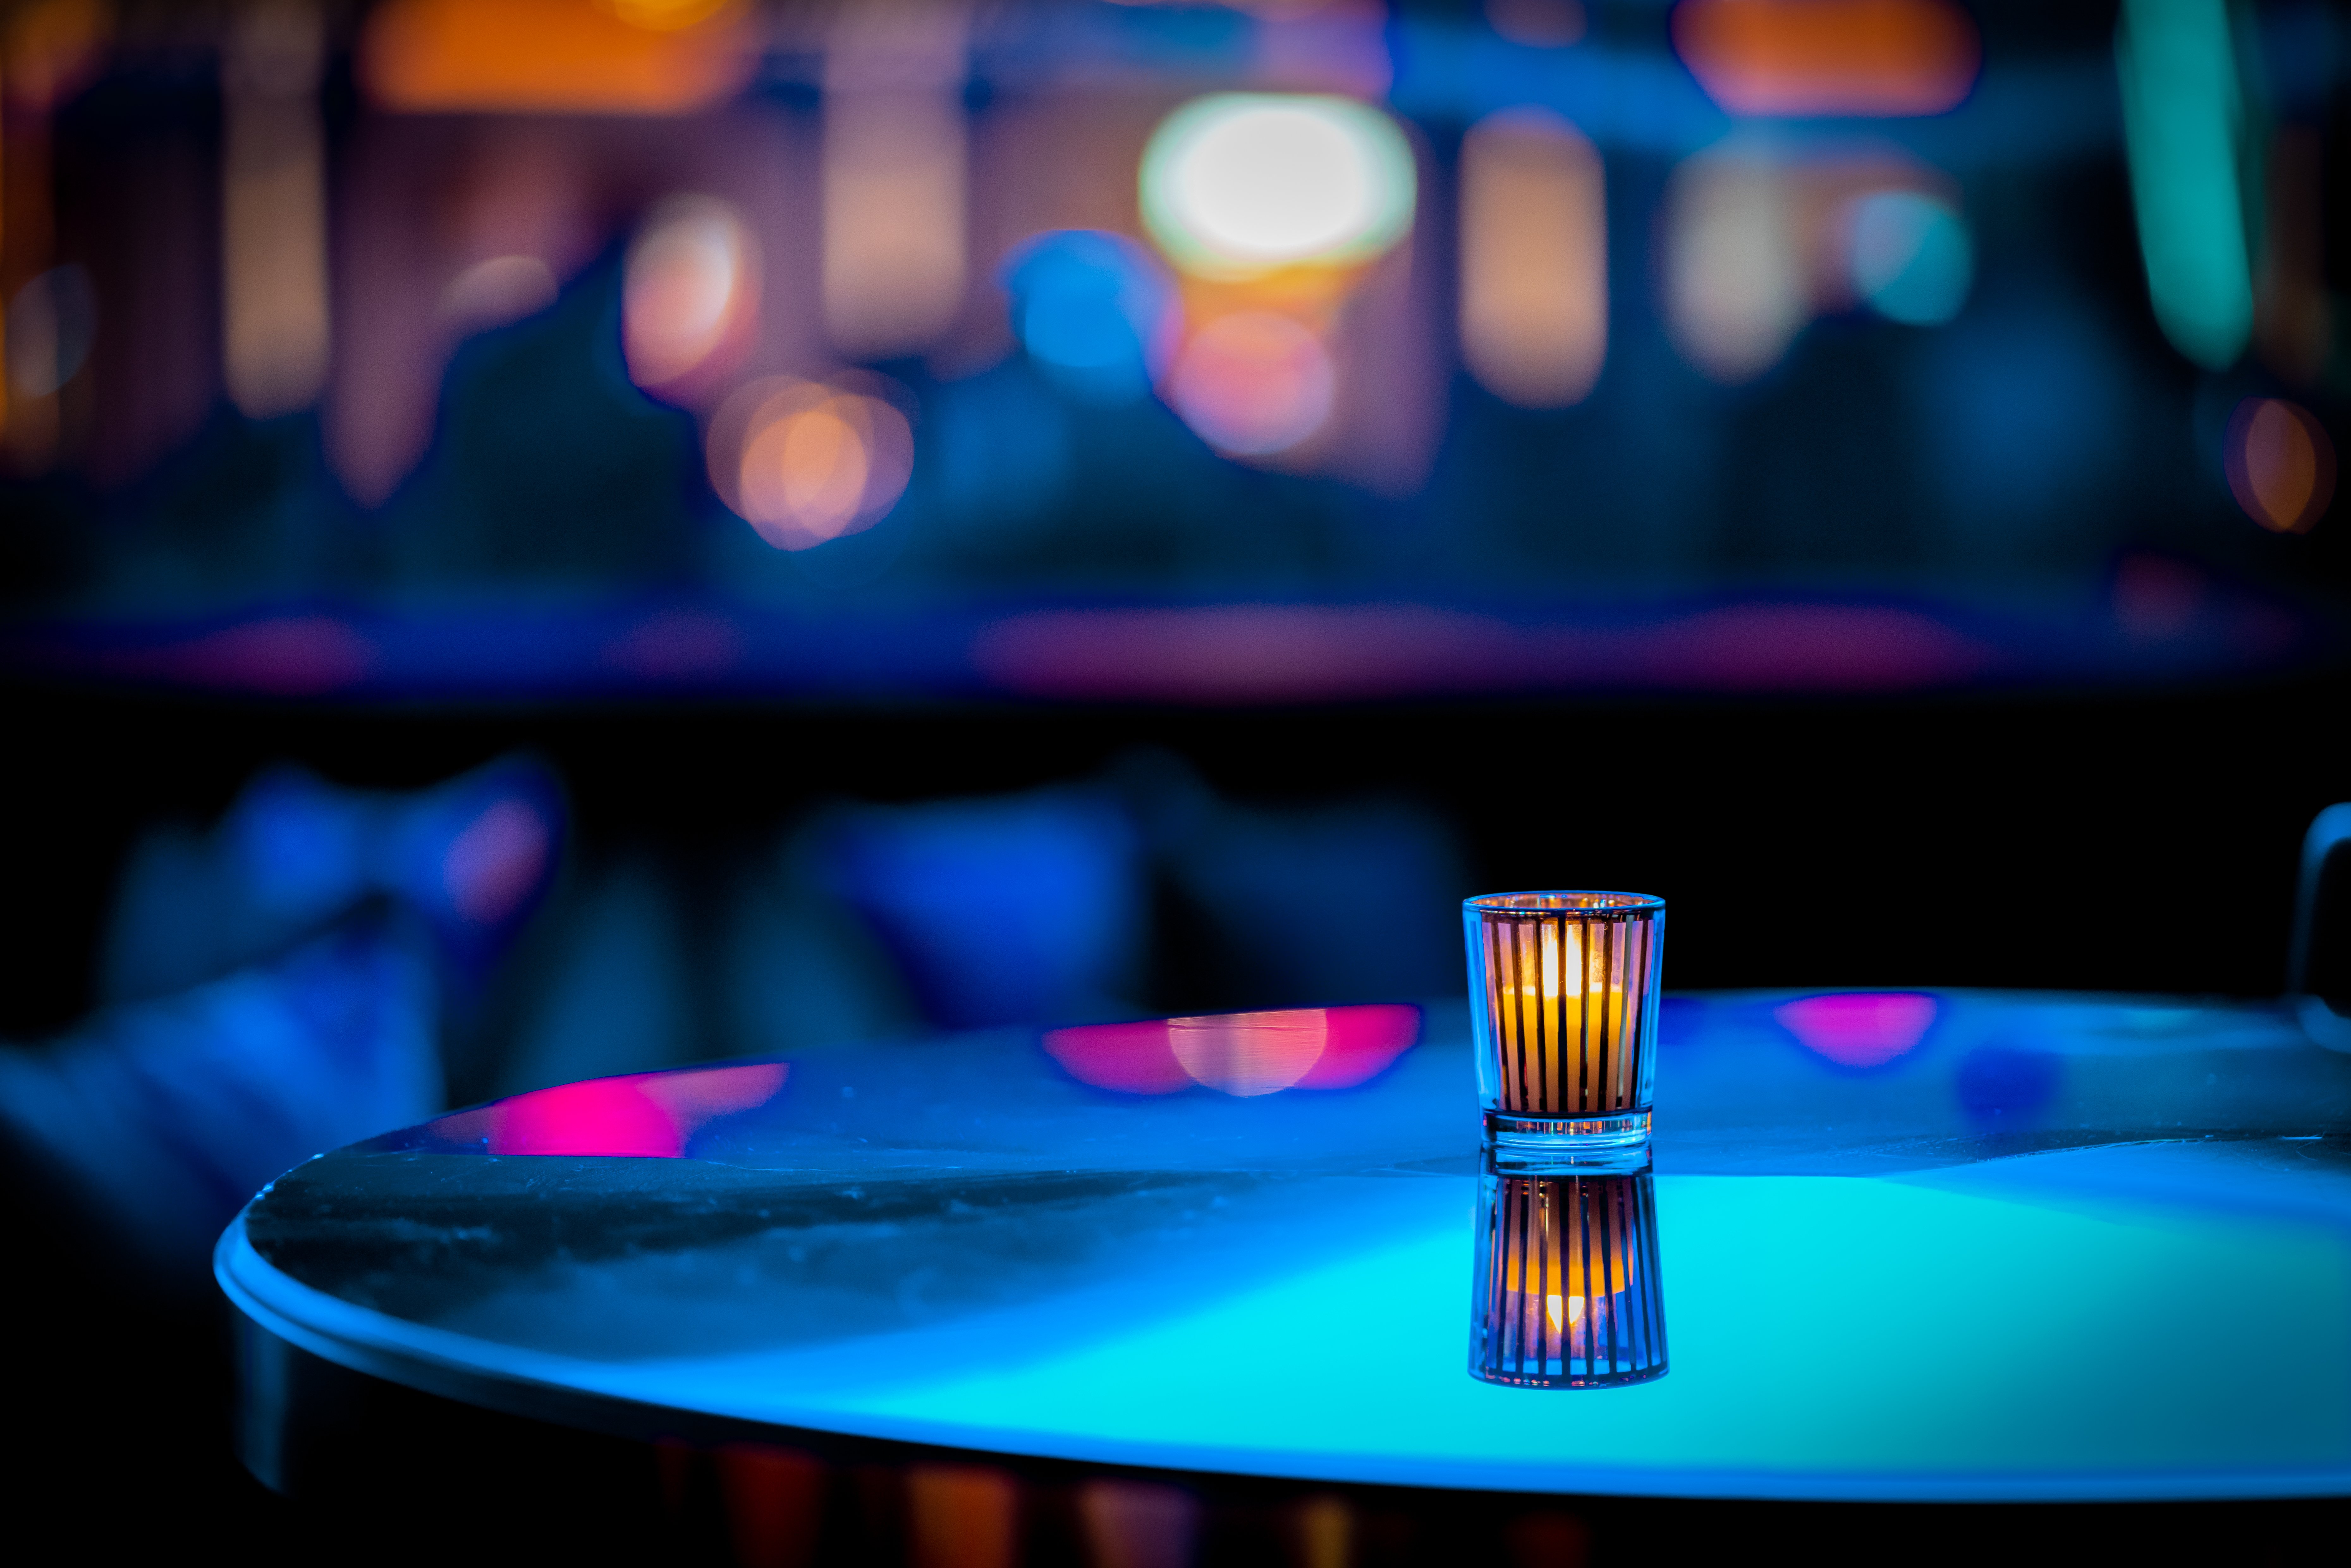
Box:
[1465, 891, 1664, 1167]
[1487, 912, 1640, 1117]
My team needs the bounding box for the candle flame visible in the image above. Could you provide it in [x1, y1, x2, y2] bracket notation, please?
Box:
[1521, 921, 1625, 1002]
[1545, 1292, 1584, 1331]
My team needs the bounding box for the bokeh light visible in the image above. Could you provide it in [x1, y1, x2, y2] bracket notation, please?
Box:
[2116, 0, 2253, 370]
[437, 254, 558, 335]
[707, 375, 915, 551]
[361, 0, 756, 115]
[1673, 0, 1981, 118]
[1458, 108, 1607, 407]
[429, 1062, 786, 1158]
[624, 195, 757, 393]
[1774, 992, 1937, 1068]
[1002, 229, 1178, 404]
[604, 0, 741, 28]
[3, 0, 113, 116]
[222, 0, 330, 420]
[1847, 190, 1972, 326]
[1955, 1044, 2062, 1123]
[1167, 311, 1335, 455]
[1487, 0, 1587, 48]
[821, 3, 968, 361]
[1041, 1005, 1420, 1097]
[1167, 1010, 1328, 1096]
[1664, 152, 1803, 384]
[4, 265, 97, 398]
[1140, 94, 1416, 279]
[2225, 397, 2334, 534]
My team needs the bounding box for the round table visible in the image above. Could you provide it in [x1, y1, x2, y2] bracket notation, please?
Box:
[218, 991, 2351, 1561]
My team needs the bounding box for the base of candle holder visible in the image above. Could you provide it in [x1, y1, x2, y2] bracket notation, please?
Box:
[1484, 1110, 1652, 1172]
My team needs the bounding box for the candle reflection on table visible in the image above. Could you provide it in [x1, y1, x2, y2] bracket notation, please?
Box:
[1470, 1159, 1667, 1389]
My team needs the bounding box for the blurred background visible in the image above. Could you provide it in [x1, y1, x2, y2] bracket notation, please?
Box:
[3, 0, 2351, 1549]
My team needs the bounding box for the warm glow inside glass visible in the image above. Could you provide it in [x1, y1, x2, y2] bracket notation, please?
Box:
[1465, 891, 1664, 1169]
[1470, 1163, 1667, 1389]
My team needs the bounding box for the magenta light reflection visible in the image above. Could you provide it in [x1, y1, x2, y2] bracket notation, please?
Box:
[1043, 1004, 1421, 1097]
[969, 603, 1993, 704]
[431, 1062, 788, 1156]
[150, 615, 376, 695]
[1773, 992, 1938, 1068]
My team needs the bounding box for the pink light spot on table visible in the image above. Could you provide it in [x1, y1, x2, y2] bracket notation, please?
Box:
[433, 1062, 788, 1157]
[1044, 1004, 1420, 1096]
[1293, 1004, 1422, 1088]
[1774, 992, 1937, 1068]
[1041, 1018, 1194, 1095]
[1169, 1010, 1329, 1097]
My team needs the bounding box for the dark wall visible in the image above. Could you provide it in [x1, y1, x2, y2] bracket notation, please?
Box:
[4, 674, 2346, 1040]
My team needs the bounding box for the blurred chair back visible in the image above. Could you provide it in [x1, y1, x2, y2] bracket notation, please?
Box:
[2291, 803, 2351, 1050]
[821, 789, 1145, 1030]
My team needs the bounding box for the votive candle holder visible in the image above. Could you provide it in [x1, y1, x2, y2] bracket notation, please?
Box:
[1465, 891, 1664, 1170]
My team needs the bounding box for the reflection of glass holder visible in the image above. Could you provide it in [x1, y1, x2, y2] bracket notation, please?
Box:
[1470, 1161, 1667, 1390]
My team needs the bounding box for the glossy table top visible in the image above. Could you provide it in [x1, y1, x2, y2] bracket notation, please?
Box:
[217, 991, 2351, 1503]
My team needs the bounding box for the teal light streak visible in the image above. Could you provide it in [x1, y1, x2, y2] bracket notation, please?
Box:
[2116, 0, 2254, 369]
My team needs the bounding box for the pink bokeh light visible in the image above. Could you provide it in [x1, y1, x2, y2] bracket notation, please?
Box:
[1773, 992, 1937, 1068]
[431, 1061, 788, 1157]
[1043, 1004, 1420, 1096]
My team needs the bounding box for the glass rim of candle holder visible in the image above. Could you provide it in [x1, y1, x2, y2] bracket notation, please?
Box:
[1465, 891, 1665, 915]
[1466, 890, 1665, 1174]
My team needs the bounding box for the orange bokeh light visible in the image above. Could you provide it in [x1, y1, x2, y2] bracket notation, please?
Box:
[1672, 0, 1980, 118]
[4, 0, 113, 115]
[2226, 398, 2335, 534]
[1166, 310, 1335, 455]
[707, 376, 915, 552]
[624, 196, 758, 394]
[1458, 108, 1607, 407]
[362, 0, 755, 115]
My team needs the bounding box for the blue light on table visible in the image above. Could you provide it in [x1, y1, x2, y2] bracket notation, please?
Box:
[221, 995, 2351, 1504]
[783, 1159, 2351, 1499]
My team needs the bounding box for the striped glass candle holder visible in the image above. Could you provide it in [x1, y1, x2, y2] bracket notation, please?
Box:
[1469, 1163, 1667, 1389]
[1465, 892, 1664, 1169]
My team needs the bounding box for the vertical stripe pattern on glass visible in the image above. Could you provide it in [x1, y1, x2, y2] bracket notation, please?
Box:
[1478, 907, 1658, 1116]
[1470, 1169, 1667, 1388]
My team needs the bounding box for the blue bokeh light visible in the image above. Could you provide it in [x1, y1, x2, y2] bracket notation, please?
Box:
[1850, 192, 1974, 327]
[1002, 230, 1178, 404]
